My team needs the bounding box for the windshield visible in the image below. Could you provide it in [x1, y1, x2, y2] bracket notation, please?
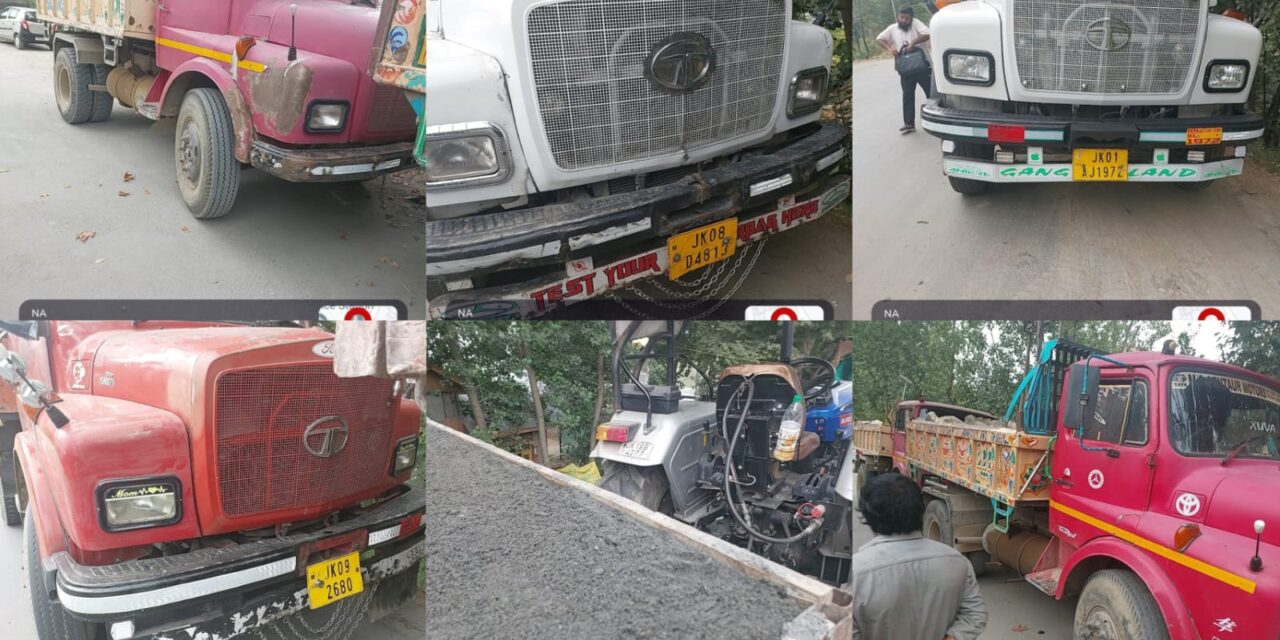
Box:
[1169, 371, 1280, 460]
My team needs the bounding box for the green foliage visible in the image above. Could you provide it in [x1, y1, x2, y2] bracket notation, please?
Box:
[1219, 322, 1280, 378]
[794, 0, 853, 87]
[1211, 3, 1280, 147]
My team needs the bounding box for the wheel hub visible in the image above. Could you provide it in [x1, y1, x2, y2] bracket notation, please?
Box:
[1081, 607, 1119, 640]
[178, 122, 201, 183]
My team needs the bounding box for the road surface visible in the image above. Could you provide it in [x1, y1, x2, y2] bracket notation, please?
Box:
[0, 43, 424, 315]
[0, 512, 424, 640]
[852, 58, 1280, 320]
[850, 476, 1077, 639]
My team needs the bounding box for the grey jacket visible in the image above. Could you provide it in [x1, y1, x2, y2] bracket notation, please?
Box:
[847, 533, 988, 640]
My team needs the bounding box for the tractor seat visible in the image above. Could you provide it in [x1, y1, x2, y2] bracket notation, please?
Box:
[795, 432, 821, 462]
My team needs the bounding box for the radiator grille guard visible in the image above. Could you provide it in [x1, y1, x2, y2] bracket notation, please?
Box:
[1011, 0, 1202, 95]
[215, 365, 395, 518]
[527, 0, 787, 170]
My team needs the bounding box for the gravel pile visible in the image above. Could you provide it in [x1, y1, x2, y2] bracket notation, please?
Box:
[424, 427, 807, 640]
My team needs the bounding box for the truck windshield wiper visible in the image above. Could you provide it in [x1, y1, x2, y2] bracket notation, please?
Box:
[1221, 435, 1268, 466]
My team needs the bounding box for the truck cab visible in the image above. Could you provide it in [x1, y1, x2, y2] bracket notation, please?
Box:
[0, 321, 425, 640]
[922, 0, 1263, 194]
[424, 0, 851, 317]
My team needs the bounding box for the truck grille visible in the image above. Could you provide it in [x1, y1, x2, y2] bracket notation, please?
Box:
[367, 84, 418, 134]
[527, 0, 787, 170]
[215, 365, 394, 518]
[1011, 0, 1201, 95]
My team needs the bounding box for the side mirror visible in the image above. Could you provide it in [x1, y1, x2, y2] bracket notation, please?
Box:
[0, 351, 26, 385]
[18, 378, 49, 409]
[1062, 362, 1101, 432]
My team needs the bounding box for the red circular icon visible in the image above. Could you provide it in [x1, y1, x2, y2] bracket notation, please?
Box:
[1198, 308, 1225, 322]
[770, 307, 798, 321]
[344, 307, 372, 321]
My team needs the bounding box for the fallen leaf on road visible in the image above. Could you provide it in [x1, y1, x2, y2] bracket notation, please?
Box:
[144, 188, 151, 196]
[377, 256, 400, 268]
[339, 232, 348, 240]
[40, 193, 49, 198]
[123, 171, 135, 183]
[367, 281, 376, 287]
[1011, 624, 1029, 632]
[916, 220, 929, 224]
[118, 191, 130, 197]
[0, 169, 9, 173]
[64, 184, 71, 189]
[180, 225, 190, 233]
[76, 231, 96, 243]
[93, 258, 105, 264]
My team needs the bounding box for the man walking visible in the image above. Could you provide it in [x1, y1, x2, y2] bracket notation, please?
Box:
[876, 6, 932, 133]
[849, 474, 987, 640]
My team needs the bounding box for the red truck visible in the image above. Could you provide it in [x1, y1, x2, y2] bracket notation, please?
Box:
[38, 0, 419, 219]
[0, 321, 424, 640]
[853, 339, 1280, 638]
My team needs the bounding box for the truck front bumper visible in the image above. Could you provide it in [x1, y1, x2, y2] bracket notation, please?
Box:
[249, 139, 415, 183]
[427, 122, 850, 319]
[47, 486, 424, 639]
[920, 101, 1264, 183]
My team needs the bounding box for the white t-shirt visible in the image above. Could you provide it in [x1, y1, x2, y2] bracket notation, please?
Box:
[877, 18, 931, 59]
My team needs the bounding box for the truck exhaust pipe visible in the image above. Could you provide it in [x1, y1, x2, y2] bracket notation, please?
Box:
[982, 526, 1051, 576]
[106, 66, 156, 109]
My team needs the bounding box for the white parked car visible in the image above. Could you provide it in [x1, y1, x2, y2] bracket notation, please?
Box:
[0, 6, 49, 50]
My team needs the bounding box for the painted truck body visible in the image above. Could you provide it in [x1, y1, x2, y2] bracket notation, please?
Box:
[39, 0, 419, 219]
[921, 0, 1264, 193]
[429, 420, 853, 639]
[854, 353, 1280, 639]
[369, 0, 425, 165]
[424, 0, 851, 318]
[0, 321, 425, 640]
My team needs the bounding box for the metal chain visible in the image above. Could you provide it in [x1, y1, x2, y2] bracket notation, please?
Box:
[251, 581, 378, 640]
[609, 238, 767, 319]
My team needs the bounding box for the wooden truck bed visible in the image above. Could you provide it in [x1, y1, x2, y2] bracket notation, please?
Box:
[425, 420, 852, 640]
[38, 0, 157, 40]
[905, 417, 1052, 506]
[852, 421, 891, 457]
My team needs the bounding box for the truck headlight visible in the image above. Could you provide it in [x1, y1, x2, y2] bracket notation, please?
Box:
[305, 101, 349, 133]
[788, 68, 828, 117]
[944, 50, 994, 86]
[97, 479, 181, 531]
[424, 122, 513, 188]
[1204, 61, 1249, 92]
[392, 436, 418, 474]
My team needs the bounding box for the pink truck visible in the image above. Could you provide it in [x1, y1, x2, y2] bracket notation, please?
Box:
[854, 339, 1280, 638]
[38, 0, 419, 219]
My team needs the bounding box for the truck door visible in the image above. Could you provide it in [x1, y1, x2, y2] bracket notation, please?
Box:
[1052, 371, 1157, 533]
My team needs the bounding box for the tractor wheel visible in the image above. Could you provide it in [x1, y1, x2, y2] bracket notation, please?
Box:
[598, 462, 673, 515]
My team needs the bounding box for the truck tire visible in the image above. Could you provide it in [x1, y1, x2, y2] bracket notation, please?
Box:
[0, 451, 20, 527]
[948, 176, 990, 195]
[175, 88, 240, 219]
[598, 462, 673, 515]
[922, 499, 988, 576]
[25, 504, 96, 640]
[54, 47, 95, 125]
[1073, 569, 1169, 640]
[89, 64, 113, 123]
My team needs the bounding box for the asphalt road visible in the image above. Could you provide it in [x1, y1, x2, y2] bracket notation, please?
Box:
[852, 58, 1280, 320]
[0, 43, 424, 315]
[0, 513, 424, 640]
[850, 477, 1077, 639]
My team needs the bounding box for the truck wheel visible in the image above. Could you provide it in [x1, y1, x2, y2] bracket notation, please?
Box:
[0, 451, 20, 527]
[1074, 569, 1169, 640]
[25, 504, 96, 640]
[598, 462, 673, 515]
[948, 176, 990, 195]
[175, 88, 240, 219]
[922, 499, 987, 576]
[1175, 181, 1213, 192]
[54, 47, 95, 125]
[89, 64, 113, 123]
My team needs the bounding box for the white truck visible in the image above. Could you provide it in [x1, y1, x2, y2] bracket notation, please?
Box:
[922, 0, 1264, 194]
[423, 0, 851, 318]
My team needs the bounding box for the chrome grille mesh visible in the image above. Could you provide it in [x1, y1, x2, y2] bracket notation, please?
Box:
[527, 0, 787, 170]
[1011, 0, 1202, 95]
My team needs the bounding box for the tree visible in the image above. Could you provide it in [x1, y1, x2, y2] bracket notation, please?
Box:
[1220, 323, 1280, 378]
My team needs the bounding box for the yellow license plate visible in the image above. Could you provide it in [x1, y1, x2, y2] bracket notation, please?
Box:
[306, 551, 364, 610]
[667, 218, 737, 281]
[1186, 127, 1223, 145]
[1072, 149, 1129, 181]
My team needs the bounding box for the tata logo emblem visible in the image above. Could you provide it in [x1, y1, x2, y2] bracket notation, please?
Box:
[302, 416, 350, 458]
[1084, 18, 1131, 52]
[645, 32, 716, 93]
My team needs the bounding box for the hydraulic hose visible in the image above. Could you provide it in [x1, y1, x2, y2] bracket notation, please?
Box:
[721, 377, 822, 544]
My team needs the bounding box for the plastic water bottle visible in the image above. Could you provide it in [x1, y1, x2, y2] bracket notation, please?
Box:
[774, 394, 805, 462]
